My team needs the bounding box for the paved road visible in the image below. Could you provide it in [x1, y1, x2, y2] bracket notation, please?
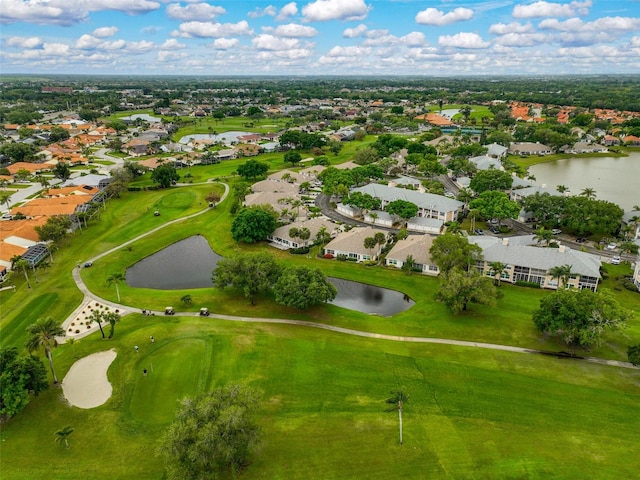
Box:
[61, 184, 638, 370]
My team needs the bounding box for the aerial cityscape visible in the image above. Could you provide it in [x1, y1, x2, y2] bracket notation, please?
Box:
[1, 1, 640, 480]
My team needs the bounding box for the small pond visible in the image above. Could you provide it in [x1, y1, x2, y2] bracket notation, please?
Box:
[120, 113, 162, 123]
[126, 236, 221, 290]
[328, 277, 415, 316]
[126, 236, 414, 315]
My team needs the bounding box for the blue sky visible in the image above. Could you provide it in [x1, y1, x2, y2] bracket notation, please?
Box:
[1, 0, 639, 75]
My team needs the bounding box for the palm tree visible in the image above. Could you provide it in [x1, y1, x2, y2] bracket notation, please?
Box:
[14, 258, 32, 289]
[107, 272, 125, 302]
[556, 184, 569, 195]
[386, 390, 409, 445]
[489, 261, 508, 286]
[316, 226, 330, 248]
[0, 190, 12, 209]
[446, 221, 462, 235]
[55, 425, 74, 449]
[181, 294, 192, 306]
[468, 208, 480, 233]
[374, 232, 386, 257]
[298, 227, 311, 244]
[548, 264, 574, 289]
[534, 227, 554, 247]
[369, 212, 379, 225]
[104, 312, 121, 339]
[580, 187, 596, 199]
[26, 317, 64, 384]
[88, 309, 105, 338]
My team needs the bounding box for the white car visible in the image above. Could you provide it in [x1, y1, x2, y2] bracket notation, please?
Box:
[611, 255, 621, 265]
[606, 242, 617, 250]
[551, 229, 562, 235]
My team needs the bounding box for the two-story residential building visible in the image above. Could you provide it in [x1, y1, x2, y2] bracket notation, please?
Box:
[350, 184, 464, 223]
[469, 236, 602, 291]
[508, 142, 553, 155]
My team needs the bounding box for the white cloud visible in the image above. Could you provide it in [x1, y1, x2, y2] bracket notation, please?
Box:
[5, 36, 43, 48]
[400, 32, 427, 47]
[631, 36, 640, 48]
[277, 2, 298, 21]
[125, 40, 156, 53]
[324, 45, 371, 57]
[161, 39, 186, 49]
[166, 3, 225, 21]
[256, 48, 313, 60]
[252, 34, 301, 51]
[248, 5, 277, 18]
[438, 32, 490, 49]
[302, 0, 371, 22]
[489, 22, 534, 35]
[93, 27, 118, 38]
[0, 0, 86, 26]
[171, 20, 253, 38]
[142, 26, 161, 34]
[42, 42, 70, 56]
[76, 34, 101, 49]
[157, 50, 187, 62]
[539, 16, 640, 33]
[343, 24, 367, 38]
[513, 1, 591, 19]
[493, 32, 549, 47]
[415, 7, 473, 26]
[0, 0, 160, 26]
[262, 23, 317, 37]
[362, 32, 397, 47]
[211, 38, 239, 50]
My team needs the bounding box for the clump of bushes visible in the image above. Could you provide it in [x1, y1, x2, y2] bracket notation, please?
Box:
[515, 280, 541, 288]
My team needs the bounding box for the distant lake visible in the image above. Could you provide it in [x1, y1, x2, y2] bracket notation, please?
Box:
[529, 151, 640, 210]
[179, 131, 253, 145]
[121, 113, 162, 123]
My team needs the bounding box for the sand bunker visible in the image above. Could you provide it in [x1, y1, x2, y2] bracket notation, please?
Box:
[62, 349, 117, 409]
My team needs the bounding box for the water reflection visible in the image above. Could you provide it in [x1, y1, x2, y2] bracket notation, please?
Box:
[126, 236, 414, 315]
[328, 277, 414, 316]
[126, 236, 221, 290]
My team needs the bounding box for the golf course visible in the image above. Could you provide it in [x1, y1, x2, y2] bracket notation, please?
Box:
[1, 169, 639, 479]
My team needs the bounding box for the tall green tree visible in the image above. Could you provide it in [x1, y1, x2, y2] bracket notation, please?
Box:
[35, 215, 72, 243]
[385, 199, 418, 221]
[385, 390, 409, 445]
[237, 159, 268, 180]
[231, 206, 277, 244]
[628, 344, 640, 366]
[488, 261, 508, 286]
[151, 164, 180, 188]
[533, 289, 631, 348]
[213, 252, 281, 305]
[429, 233, 483, 274]
[469, 190, 520, 224]
[284, 151, 302, 167]
[53, 162, 71, 180]
[0, 347, 48, 419]
[25, 317, 64, 384]
[157, 385, 262, 480]
[273, 265, 337, 309]
[436, 268, 501, 314]
[469, 169, 513, 193]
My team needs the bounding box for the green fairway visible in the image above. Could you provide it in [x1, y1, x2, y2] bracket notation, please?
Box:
[0, 292, 59, 348]
[1, 317, 639, 480]
[128, 337, 212, 424]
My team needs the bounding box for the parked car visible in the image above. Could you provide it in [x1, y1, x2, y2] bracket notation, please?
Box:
[611, 255, 621, 265]
[606, 242, 617, 250]
[83, 261, 93, 268]
[575, 237, 587, 243]
[552, 229, 562, 235]
[489, 226, 500, 234]
[164, 306, 175, 315]
[474, 229, 484, 235]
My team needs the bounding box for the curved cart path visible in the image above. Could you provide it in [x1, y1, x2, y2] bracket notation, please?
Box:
[64, 181, 638, 371]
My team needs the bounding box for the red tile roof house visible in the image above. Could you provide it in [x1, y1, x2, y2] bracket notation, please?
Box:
[623, 135, 640, 146]
[602, 135, 621, 146]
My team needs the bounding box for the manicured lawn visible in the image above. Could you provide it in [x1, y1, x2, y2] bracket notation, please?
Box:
[1, 317, 639, 480]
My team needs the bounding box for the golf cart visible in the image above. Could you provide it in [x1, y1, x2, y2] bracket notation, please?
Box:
[199, 307, 210, 316]
[164, 306, 175, 315]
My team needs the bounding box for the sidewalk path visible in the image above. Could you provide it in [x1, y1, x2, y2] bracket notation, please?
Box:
[64, 182, 638, 371]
